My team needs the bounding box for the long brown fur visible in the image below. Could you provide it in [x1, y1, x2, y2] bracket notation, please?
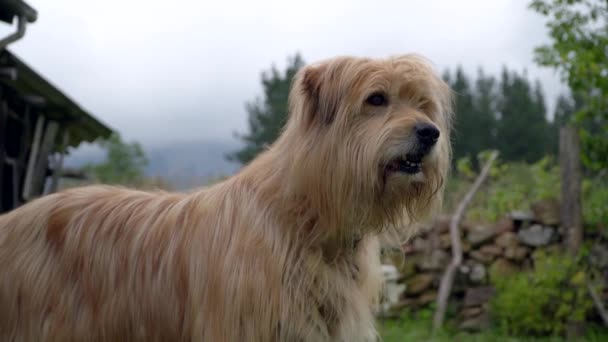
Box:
[0, 54, 452, 341]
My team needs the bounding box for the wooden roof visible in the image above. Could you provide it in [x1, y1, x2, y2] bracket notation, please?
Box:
[0, 49, 113, 149]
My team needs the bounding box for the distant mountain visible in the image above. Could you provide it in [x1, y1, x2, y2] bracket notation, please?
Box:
[144, 140, 242, 189]
[64, 140, 243, 190]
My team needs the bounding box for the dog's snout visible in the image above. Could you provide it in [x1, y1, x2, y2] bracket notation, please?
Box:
[414, 123, 440, 146]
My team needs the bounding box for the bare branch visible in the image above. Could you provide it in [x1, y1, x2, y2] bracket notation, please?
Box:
[588, 282, 608, 327]
[433, 150, 499, 332]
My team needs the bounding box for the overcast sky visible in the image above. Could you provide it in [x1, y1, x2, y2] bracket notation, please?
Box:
[4, 0, 566, 147]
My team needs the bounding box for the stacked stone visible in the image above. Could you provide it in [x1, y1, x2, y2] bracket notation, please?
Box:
[379, 199, 608, 330]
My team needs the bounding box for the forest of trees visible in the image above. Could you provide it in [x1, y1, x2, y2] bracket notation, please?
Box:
[229, 55, 575, 168]
[443, 66, 570, 165]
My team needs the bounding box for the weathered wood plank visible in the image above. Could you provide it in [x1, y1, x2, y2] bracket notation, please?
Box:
[48, 129, 69, 194]
[22, 115, 44, 200]
[4, 157, 19, 207]
[13, 104, 32, 206]
[30, 120, 59, 198]
[559, 126, 582, 255]
[0, 97, 7, 212]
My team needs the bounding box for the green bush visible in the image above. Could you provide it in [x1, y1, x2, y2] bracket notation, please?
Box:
[446, 151, 605, 230]
[528, 156, 561, 201]
[84, 133, 148, 187]
[490, 250, 592, 336]
[583, 175, 608, 231]
[450, 153, 560, 223]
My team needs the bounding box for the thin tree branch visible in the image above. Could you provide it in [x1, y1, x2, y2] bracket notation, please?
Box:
[433, 150, 499, 332]
[588, 282, 608, 327]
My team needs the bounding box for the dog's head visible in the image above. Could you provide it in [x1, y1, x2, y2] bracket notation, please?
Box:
[276, 54, 452, 235]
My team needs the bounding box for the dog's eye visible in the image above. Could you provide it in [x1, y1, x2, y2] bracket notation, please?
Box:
[419, 100, 433, 113]
[366, 93, 388, 106]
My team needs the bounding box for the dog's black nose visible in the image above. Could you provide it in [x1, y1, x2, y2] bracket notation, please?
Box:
[415, 123, 440, 146]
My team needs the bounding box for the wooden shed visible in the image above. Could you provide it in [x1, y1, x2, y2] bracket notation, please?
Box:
[0, 0, 113, 213]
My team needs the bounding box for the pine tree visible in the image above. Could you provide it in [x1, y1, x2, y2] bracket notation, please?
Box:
[228, 54, 305, 165]
[446, 67, 498, 166]
[447, 66, 476, 163]
[472, 68, 499, 155]
[496, 68, 551, 163]
[549, 92, 585, 156]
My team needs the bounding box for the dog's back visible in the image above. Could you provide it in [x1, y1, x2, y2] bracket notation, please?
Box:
[0, 182, 382, 342]
[0, 182, 307, 341]
[0, 186, 196, 341]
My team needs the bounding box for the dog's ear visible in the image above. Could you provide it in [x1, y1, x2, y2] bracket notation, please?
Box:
[299, 63, 341, 126]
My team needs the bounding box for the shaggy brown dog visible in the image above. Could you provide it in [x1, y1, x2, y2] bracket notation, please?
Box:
[0, 54, 452, 341]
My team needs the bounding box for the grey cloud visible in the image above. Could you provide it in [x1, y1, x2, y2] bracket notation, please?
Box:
[11, 0, 565, 146]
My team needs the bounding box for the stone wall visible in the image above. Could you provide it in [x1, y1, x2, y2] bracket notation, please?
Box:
[379, 199, 608, 331]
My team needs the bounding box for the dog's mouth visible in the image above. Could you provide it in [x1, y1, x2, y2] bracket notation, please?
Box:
[385, 153, 423, 175]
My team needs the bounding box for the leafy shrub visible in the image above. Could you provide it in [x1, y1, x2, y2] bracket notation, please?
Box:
[528, 156, 560, 201]
[446, 151, 605, 229]
[583, 175, 608, 231]
[454, 152, 560, 223]
[490, 250, 593, 336]
[84, 133, 148, 187]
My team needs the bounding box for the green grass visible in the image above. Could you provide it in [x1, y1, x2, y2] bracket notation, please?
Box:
[378, 315, 608, 342]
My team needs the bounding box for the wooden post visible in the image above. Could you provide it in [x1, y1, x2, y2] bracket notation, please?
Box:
[22, 115, 44, 200]
[560, 126, 584, 339]
[14, 104, 32, 207]
[0, 98, 6, 212]
[48, 130, 69, 194]
[559, 126, 582, 255]
[31, 120, 59, 198]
